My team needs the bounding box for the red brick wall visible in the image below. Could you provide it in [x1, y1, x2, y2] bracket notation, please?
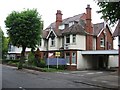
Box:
[56, 10, 62, 30]
[96, 27, 113, 50]
[86, 5, 93, 50]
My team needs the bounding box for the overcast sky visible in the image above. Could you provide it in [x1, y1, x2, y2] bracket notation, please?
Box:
[0, 0, 118, 49]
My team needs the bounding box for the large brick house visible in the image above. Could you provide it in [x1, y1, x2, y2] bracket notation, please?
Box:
[41, 5, 113, 51]
[40, 5, 118, 70]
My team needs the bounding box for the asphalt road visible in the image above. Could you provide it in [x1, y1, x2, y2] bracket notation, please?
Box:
[2, 65, 117, 89]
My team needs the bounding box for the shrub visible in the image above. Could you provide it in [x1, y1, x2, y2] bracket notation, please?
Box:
[39, 60, 46, 68]
[49, 65, 66, 70]
[8, 61, 13, 64]
[28, 52, 35, 66]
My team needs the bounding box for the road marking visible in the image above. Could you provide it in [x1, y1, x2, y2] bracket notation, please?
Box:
[96, 72, 103, 74]
[86, 73, 94, 75]
[80, 71, 88, 72]
[92, 79, 97, 81]
[63, 73, 69, 74]
[19, 87, 23, 88]
[19, 86, 26, 90]
[101, 81, 108, 83]
[78, 75, 84, 76]
[56, 72, 62, 73]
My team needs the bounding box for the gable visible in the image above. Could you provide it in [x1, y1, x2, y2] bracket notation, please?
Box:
[97, 24, 112, 37]
[46, 29, 57, 39]
[113, 20, 120, 37]
[93, 22, 112, 37]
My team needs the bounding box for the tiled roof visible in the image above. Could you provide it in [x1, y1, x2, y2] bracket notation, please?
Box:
[93, 22, 104, 36]
[62, 23, 86, 35]
[42, 30, 49, 39]
[46, 13, 84, 29]
[113, 20, 120, 37]
[42, 13, 107, 38]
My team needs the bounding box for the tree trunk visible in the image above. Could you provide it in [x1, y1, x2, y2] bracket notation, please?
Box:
[18, 46, 26, 69]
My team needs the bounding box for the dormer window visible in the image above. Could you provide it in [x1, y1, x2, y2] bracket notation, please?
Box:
[59, 24, 65, 30]
[69, 21, 74, 27]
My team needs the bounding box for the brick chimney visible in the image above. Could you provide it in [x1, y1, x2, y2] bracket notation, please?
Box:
[56, 10, 62, 30]
[86, 4, 93, 50]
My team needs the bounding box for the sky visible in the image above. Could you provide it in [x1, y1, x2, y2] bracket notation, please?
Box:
[0, 0, 118, 49]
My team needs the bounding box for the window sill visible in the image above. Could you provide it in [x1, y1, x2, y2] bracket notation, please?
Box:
[66, 63, 70, 65]
[71, 64, 77, 66]
[100, 45, 104, 48]
[71, 43, 76, 45]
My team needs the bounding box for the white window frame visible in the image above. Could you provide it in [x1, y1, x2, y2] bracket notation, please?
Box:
[69, 21, 74, 27]
[100, 37, 105, 47]
[51, 37, 55, 47]
[66, 35, 70, 44]
[71, 52, 76, 65]
[72, 34, 76, 43]
[58, 24, 65, 30]
[65, 53, 70, 65]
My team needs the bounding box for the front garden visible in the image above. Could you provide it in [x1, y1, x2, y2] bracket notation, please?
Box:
[2, 52, 67, 72]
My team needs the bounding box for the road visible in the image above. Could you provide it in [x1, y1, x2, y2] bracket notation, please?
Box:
[2, 65, 118, 89]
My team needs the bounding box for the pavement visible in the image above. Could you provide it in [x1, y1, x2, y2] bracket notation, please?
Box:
[55, 70, 119, 90]
[22, 67, 119, 89]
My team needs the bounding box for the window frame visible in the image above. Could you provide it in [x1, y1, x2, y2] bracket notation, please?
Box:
[66, 35, 70, 44]
[100, 37, 105, 47]
[72, 34, 76, 43]
[71, 52, 76, 65]
[51, 37, 55, 47]
[65, 52, 70, 65]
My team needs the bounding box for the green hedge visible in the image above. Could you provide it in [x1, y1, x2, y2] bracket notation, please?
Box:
[2, 59, 19, 63]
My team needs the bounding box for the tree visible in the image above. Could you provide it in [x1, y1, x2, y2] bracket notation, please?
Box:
[0, 27, 9, 59]
[97, 1, 120, 25]
[5, 9, 43, 69]
[0, 27, 3, 60]
[96, 1, 120, 71]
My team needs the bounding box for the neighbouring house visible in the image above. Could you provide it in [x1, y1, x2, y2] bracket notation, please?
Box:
[39, 4, 118, 70]
[6, 44, 31, 60]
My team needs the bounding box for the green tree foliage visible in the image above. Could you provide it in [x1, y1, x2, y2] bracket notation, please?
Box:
[5, 9, 43, 69]
[0, 28, 9, 59]
[97, 1, 120, 25]
[28, 52, 35, 66]
[0, 27, 2, 60]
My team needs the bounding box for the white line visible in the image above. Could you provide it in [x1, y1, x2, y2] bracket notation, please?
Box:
[56, 72, 62, 73]
[101, 81, 108, 83]
[79, 71, 88, 72]
[78, 75, 84, 76]
[96, 72, 103, 74]
[63, 73, 69, 74]
[92, 79, 97, 81]
[86, 73, 94, 75]
[19, 87, 23, 88]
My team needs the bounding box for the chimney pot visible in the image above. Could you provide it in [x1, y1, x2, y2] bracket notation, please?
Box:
[56, 10, 62, 31]
[87, 4, 90, 8]
[56, 10, 62, 15]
